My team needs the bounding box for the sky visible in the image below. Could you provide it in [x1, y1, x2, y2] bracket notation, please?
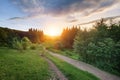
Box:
[0, 0, 120, 35]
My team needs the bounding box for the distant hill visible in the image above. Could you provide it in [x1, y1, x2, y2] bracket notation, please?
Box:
[0, 27, 44, 46]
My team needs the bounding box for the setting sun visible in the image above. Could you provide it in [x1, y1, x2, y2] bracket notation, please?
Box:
[44, 26, 62, 36]
[49, 29, 58, 36]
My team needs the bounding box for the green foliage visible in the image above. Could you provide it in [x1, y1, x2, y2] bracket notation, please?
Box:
[0, 27, 17, 47]
[0, 27, 44, 47]
[73, 19, 120, 75]
[12, 37, 31, 51]
[28, 28, 44, 43]
[21, 37, 31, 50]
[12, 37, 23, 51]
[87, 38, 120, 73]
[54, 41, 64, 50]
[30, 44, 37, 50]
[108, 24, 120, 42]
[46, 42, 79, 60]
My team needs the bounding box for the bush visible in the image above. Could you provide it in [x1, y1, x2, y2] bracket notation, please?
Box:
[21, 37, 31, 50]
[54, 41, 64, 50]
[30, 44, 37, 50]
[86, 38, 120, 75]
[12, 37, 31, 51]
[12, 37, 23, 51]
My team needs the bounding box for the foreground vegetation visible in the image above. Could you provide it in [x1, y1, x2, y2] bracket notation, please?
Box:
[0, 47, 50, 80]
[46, 52, 99, 80]
[74, 20, 120, 76]
[0, 45, 100, 80]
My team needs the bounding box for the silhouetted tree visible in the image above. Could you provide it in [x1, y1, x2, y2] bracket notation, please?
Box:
[60, 26, 80, 48]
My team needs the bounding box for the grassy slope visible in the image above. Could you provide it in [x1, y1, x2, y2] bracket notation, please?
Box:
[47, 53, 100, 80]
[48, 48, 79, 60]
[43, 41, 79, 60]
[0, 47, 50, 80]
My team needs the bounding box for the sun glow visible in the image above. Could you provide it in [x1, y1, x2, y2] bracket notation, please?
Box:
[44, 26, 62, 36]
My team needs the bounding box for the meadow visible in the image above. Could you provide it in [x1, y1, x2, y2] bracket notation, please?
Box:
[0, 47, 50, 80]
[0, 46, 101, 80]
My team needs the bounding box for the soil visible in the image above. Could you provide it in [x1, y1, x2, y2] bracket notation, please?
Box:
[41, 55, 68, 80]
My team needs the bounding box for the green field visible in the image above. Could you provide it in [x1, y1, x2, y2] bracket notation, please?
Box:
[0, 46, 100, 80]
[0, 47, 50, 80]
[46, 53, 100, 80]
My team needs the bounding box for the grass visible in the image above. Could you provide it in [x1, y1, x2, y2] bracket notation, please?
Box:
[0, 47, 50, 80]
[46, 53, 100, 80]
[42, 41, 79, 60]
[48, 48, 80, 60]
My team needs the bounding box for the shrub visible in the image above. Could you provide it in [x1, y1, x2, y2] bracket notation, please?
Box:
[12, 37, 23, 51]
[54, 41, 64, 50]
[12, 37, 31, 51]
[21, 37, 31, 50]
[30, 44, 37, 50]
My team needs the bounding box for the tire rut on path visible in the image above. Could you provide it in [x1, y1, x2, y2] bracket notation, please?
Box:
[42, 55, 68, 80]
[48, 51, 120, 80]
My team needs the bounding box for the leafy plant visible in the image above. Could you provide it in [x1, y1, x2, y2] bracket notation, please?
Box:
[73, 19, 120, 75]
[30, 44, 37, 50]
[21, 37, 31, 50]
[12, 37, 31, 51]
[12, 37, 23, 51]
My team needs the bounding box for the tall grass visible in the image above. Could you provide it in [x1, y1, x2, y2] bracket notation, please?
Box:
[0, 47, 50, 80]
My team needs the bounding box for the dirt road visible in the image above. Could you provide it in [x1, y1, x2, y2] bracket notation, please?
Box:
[48, 51, 120, 80]
[42, 56, 68, 80]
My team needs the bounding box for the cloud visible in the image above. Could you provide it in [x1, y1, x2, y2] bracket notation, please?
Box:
[8, 17, 24, 20]
[12, 0, 119, 16]
[66, 15, 78, 23]
[79, 15, 120, 25]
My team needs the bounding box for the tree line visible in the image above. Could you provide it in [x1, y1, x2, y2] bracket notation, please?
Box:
[54, 26, 80, 49]
[0, 27, 44, 47]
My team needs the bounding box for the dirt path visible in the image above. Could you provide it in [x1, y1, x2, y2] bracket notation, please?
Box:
[48, 51, 120, 80]
[42, 55, 68, 80]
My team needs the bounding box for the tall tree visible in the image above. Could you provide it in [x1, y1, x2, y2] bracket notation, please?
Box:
[61, 26, 80, 48]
